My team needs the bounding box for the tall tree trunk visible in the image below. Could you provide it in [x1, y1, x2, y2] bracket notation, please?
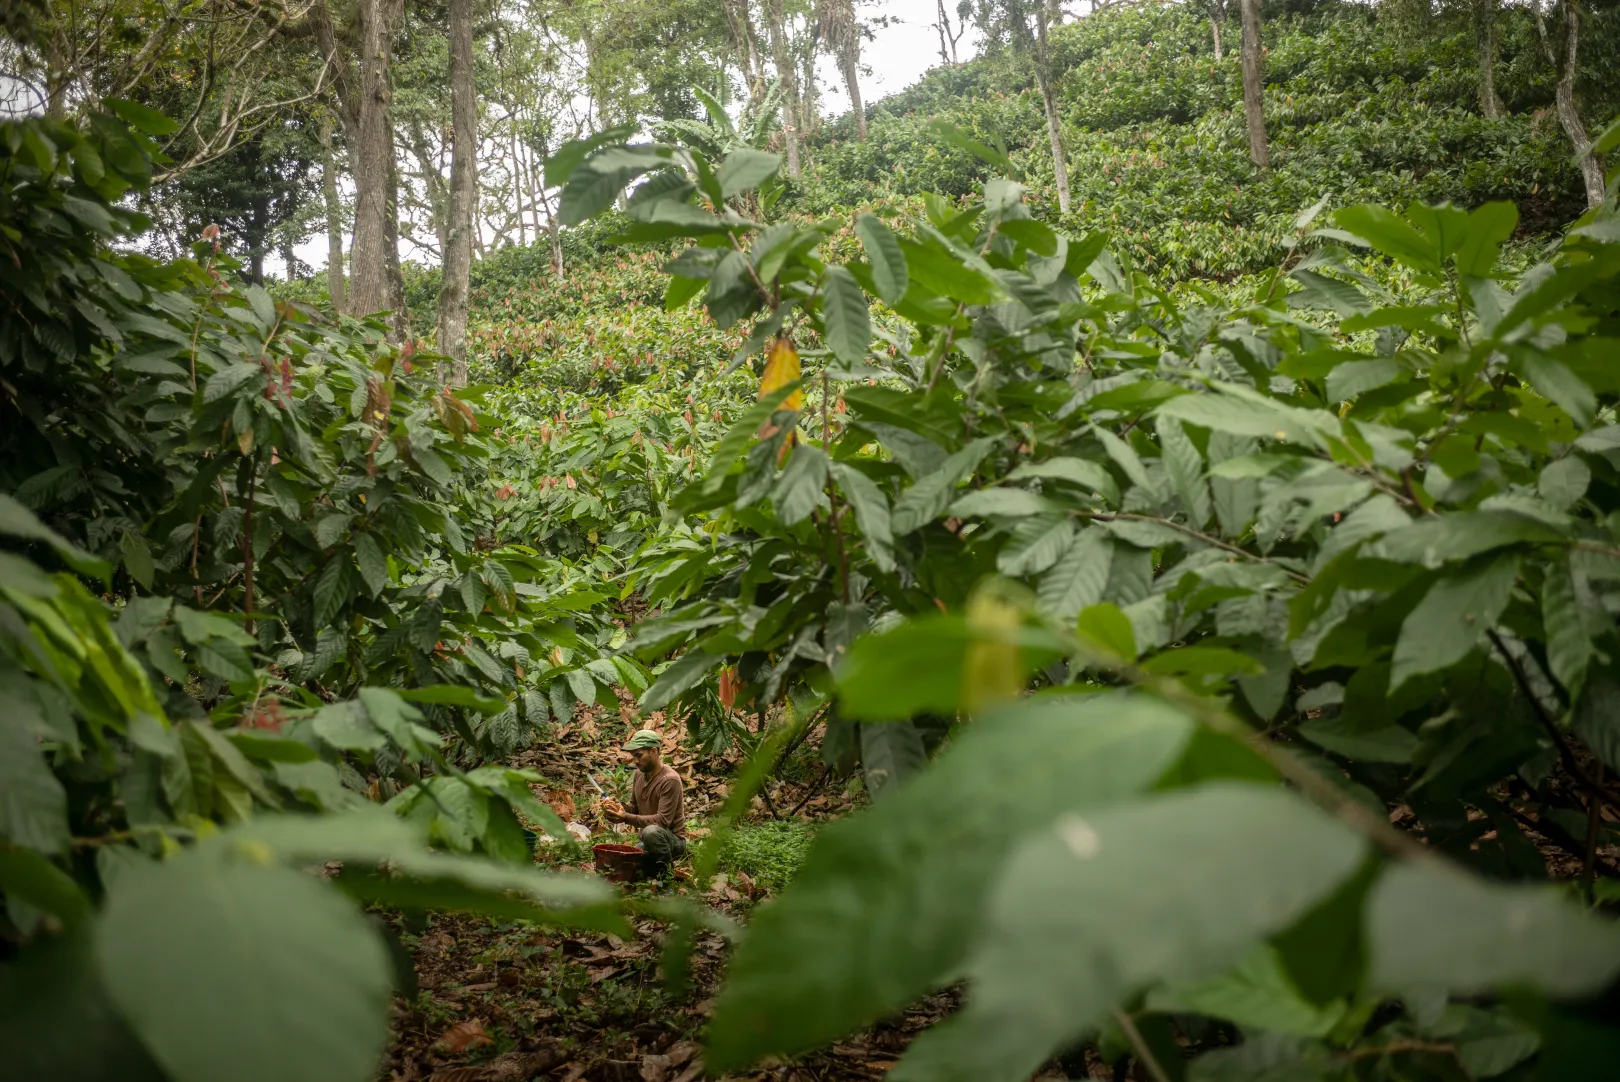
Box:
[841, 51, 866, 141]
[1546, 0, 1604, 207]
[1238, 0, 1269, 169]
[1474, 0, 1503, 118]
[384, 146, 409, 341]
[318, 117, 347, 314]
[1033, 7, 1070, 213]
[438, 0, 477, 386]
[764, 0, 802, 178]
[1210, 0, 1225, 60]
[348, 0, 400, 319]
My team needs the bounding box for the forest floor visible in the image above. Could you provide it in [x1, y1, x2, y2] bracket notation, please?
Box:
[372, 701, 1620, 1082]
[373, 700, 971, 1082]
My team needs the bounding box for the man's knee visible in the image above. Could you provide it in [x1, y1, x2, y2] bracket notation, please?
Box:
[640, 824, 685, 862]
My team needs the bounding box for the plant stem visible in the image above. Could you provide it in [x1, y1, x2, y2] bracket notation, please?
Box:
[1111, 1011, 1172, 1082]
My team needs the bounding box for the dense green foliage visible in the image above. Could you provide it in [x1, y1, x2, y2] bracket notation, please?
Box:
[798, 1, 1615, 277]
[0, 109, 642, 1082]
[546, 90, 1620, 1075]
[8, 2, 1620, 1079]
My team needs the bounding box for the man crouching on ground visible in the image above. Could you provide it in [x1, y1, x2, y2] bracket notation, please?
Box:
[600, 729, 686, 875]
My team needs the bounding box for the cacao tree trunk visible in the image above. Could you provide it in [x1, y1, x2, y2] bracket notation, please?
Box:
[1239, 0, 1269, 169]
[1031, 3, 1070, 213]
[437, 0, 477, 386]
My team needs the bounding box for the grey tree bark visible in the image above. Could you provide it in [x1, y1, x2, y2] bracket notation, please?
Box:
[1534, 0, 1605, 208]
[346, 0, 402, 321]
[1034, 5, 1069, 213]
[438, 0, 477, 386]
[763, 0, 802, 178]
[1475, 0, 1503, 118]
[1238, 0, 1269, 169]
[317, 117, 346, 315]
[1209, 0, 1225, 59]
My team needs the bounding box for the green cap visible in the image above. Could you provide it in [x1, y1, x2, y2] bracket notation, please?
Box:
[622, 729, 663, 751]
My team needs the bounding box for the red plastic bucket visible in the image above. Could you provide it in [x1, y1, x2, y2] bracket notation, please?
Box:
[592, 843, 644, 883]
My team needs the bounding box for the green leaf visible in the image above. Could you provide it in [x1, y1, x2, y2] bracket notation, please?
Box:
[706, 694, 1194, 1071]
[855, 214, 908, 304]
[1074, 602, 1137, 662]
[835, 615, 1062, 722]
[948, 487, 1059, 519]
[0, 493, 111, 578]
[1037, 527, 1113, 624]
[1369, 511, 1557, 568]
[1538, 457, 1591, 512]
[820, 266, 871, 366]
[202, 362, 259, 404]
[0, 844, 91, 927]
[1296, 718, 1418, 763]
[1006, 457, 1119, 507]
[120, 529, 154, 590]
[831, 463, 895, 573]
[353, 533, 389, 598]
[1541, 554, 1592, 697]
[888, 785, 1365, 1082]
[996, 516, 1075, 577]
[1454, 201, 1518, 277]
[96, 851, 393, 1082]
[311, 556, 351, 629]
[891, 438, 997, 535]
[1367, 861, 1620, 997]
[311, 701, 385, 752]
[1572, 668, 1620, 775]
[1520, 355, 1596, 427]
[395, 684, 505, 714]
[1389, 555, 1519, 691]
[1147, 945, 1348, 1037]
[773, 444, 828, 526]
[640, 650, 723, 712]
[543, 123, 637, 188]
[1156, 416, 1210, 527]
[558, 144, 670, 225]
[1333, 205, 1441, 274]
[106, 99, 179, 135]
[860, 721, 926, 799]
[0, 718, 70, 853]
[717, 149, 781, 197]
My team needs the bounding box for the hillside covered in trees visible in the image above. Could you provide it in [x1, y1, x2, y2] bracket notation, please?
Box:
[5, 1, 1620, 1081]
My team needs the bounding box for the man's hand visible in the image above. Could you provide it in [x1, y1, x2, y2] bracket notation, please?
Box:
[600, 798, 626, 823]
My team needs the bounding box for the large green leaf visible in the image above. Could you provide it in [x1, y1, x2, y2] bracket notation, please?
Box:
[855, 214, 908, 304]
[96, 852, 393, 1082]
[1367, 861, 1620, 997]
[820, 265, 871, 366]
[835, 614, 1061, 721]
[890, 785, 1365, 1082]
[705, 694, 1195, 1071]
[1389, 554, 1518, 690]
[717, 149, 780, 197]
[830, 463, 895, 573]
[1037, 526, 1113, 624]
[890, 438, 997, 535]
[0, 717, 70, 853]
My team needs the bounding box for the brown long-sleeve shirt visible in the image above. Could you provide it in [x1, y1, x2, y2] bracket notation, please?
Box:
[625, 763, 685, 835]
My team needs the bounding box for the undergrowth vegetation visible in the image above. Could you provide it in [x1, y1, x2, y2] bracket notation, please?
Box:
[7, 3, 1620, 1081]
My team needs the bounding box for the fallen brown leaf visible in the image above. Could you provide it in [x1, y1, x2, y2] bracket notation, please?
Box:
[435, 1019, 492, 1054]
[640, 1053, 672, 1082]
[664, 1040, 700, 1068]
[670, 1060, 705, 1082]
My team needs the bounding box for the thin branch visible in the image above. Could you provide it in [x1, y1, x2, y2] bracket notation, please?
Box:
[1487, 629, 1620, 815]
[1112, 1011, 1172, 1082]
